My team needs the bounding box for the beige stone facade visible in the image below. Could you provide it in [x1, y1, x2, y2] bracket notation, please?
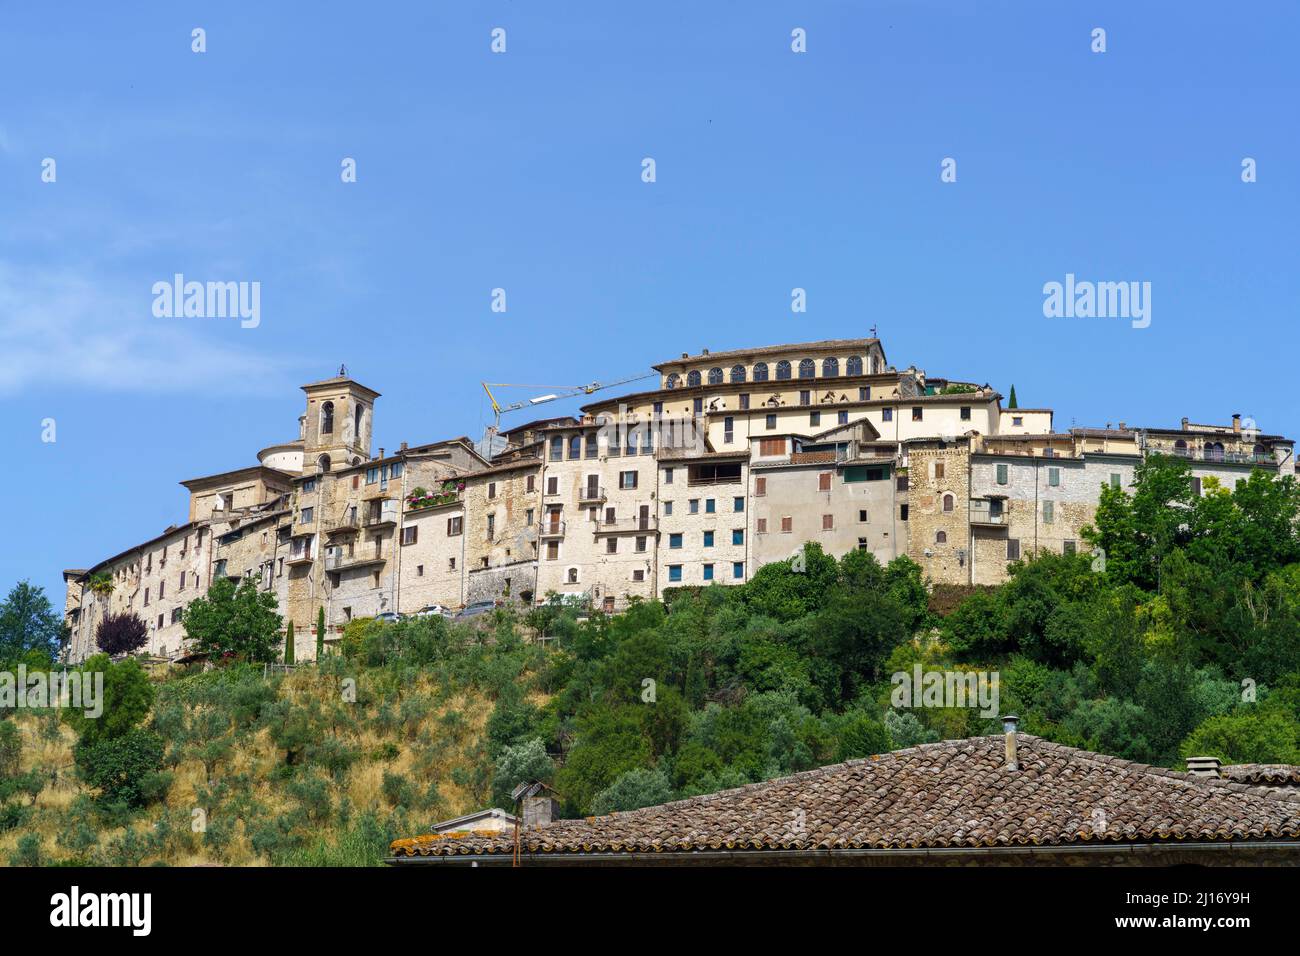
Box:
[62, 339, 1297, 662]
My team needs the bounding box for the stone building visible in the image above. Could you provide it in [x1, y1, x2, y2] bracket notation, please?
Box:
[61, 338, 1297, 662]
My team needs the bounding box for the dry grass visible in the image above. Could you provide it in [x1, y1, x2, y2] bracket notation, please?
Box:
[0, 667, 497, 867]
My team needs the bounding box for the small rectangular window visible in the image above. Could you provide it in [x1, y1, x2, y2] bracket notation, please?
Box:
[1043, 500, 1054, 524]
[1048, 467, 1061, 487]
[781, 516, 793, 533]
[996, 463, 1009, 485]
[733, 562, 744, 579]
[755, 476, 767, 496]
[822, 514, 834, 530]
[1110, 473, 1121, 489]
[912, 407, 923, 421]
[703, 564, 714, 581]
[703, 531, 714, 548]
[1007, 538, 1021, 561]
[402, 526, 418, 545]
[733, 496, 744, 512]
[732, 529, 744, 545]
[664, 467, 674, 485]
[818, 472, 832, 491]
[766, 414, 777, 430]
[882, 408, 893, 422]
[756, 518, 768, 533]
[668, 565, 682, 583]
[960, 406, 971, 421]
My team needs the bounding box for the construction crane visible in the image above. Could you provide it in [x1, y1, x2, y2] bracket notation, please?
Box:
[479, 371, 658, 453]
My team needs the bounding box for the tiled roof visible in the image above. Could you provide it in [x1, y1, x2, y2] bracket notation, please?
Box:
[389, 735, 1300, 860]
[1222, 764, 1300, 786]
[653, 338, 880, 370]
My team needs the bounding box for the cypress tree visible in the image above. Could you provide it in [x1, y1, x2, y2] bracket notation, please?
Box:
[1008, 385, 1018, 409]
[284, 621, 295, 664]
[316, 607, 326, 661]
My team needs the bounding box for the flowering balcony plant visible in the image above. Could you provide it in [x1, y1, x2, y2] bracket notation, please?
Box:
[406, 480, 464, 510]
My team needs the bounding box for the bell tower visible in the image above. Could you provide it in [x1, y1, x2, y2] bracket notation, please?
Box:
[300, 367, 380, 474]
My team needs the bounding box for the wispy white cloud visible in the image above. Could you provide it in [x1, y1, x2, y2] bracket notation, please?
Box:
[0, 262, 290, 395]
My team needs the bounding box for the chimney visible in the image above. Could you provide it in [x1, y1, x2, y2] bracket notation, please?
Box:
[701, 348, 710, 356]
[513, 781, 559, 828]
[1181, 417, 1189, 431]
[1232, 414, 1242, 434]
[400, 441, 408, 451]
[681, 352, 688, 359]
[1001, 715, 1019, 770]
[378, 447, 385, 459]
[1186, 756, 1222, 778]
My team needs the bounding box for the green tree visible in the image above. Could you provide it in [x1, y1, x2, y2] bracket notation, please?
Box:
[1007, 385, 1018, 409]
[1180, 711, 1300, 766]
[0, 580, 64, 666]
[591, 766, 672, 814]
[491, 738, 555, 808]
[181, 577, 282, 662]
[316, 607, 326, 660]
[74, 728, 168, 808]
[284, 621, 295, 665]
[63, 654, 155, 747]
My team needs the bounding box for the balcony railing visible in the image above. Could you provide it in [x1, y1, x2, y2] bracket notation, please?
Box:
[322, 512, 361, 534]
[578, 485, 607, 504]
[326, 550, 385, 571]
[286, 551, 314, 566]
[537, 521, 566, 539]
[969, 500, 1008, 526]
[364, 500, 399, 528]
[596, 515, 657, 533]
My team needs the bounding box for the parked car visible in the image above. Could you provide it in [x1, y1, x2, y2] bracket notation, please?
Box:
[414, 604, 453, 618]
[453, 600, 498, 622]
[373, 611, 402, 624]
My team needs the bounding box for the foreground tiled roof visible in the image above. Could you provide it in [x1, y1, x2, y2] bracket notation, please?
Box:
[1222, 764, 1300, 786]
[389, 735, 1300, 860]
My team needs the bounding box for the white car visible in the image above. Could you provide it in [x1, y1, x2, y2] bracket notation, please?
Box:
[374, 611, 402, 624]
[414, 604, 453, 618]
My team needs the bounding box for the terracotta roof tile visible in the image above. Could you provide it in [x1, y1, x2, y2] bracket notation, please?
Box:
[391, 736, 1300, 859]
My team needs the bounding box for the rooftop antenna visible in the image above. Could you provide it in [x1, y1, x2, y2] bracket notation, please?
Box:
[869, 324, 878, 338]
[338, 363, 348, 377]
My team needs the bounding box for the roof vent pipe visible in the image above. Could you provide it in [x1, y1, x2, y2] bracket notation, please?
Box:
[1001, 715, 1019, 770]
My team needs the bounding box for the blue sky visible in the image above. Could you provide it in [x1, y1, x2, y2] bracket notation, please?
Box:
[2, 1, 1298, 605]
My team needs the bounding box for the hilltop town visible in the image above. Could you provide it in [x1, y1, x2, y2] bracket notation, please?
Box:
[60, 336, 1296, 663]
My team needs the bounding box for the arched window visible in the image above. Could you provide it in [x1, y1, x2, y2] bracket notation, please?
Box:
[775, 360, 792, 380]
[321, 401, 334, 435]
[798, 359, 815, 379]
[1174, 439, 1188, 457]
[871, 356, 881, 374]
[730, 365, 746, 384]
[822, 357, 840, 377]
[666, 373, 680, 389]
[943, 493, 954, 512]
[708, 367, 723, 385]
[846, 355, 863, 376]
[753, 362, 769, 382]
[354, 403, 363, 438]
[317, 454, 331, 473]
[1254, 443, 1267, 461]
[935, 531, 947, 544]
[687, 370, 702, 388]
[568, 435, 582, 459]
[1206, 442, 1225, 462]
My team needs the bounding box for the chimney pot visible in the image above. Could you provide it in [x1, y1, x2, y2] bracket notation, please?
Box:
[1186, 756, 1222, 778]
[1181, 417, 1189, 431]
[1001, 714, 1019, 770]
[378, 447, 385, 458]
[1232, 414, 1242, 434]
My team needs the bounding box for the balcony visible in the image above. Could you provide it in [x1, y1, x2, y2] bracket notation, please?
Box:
[578, 485, 607, 505]
[537, 521, 567, 539]
[322, 511, 361, 535]
[364, 500, 399, 529]
[969, 499, 1009, 528]
[326, 550, 386, 571]
[286, 551, 314, 566]
[596, 515, 657, 534]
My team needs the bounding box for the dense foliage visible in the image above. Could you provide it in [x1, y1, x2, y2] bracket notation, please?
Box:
[181, 577, 282, 663]
[96, 611, 149, 656]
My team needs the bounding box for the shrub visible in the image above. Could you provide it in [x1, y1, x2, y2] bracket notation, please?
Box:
[95, 611, 149, 656]
[73, 727, 168, 807]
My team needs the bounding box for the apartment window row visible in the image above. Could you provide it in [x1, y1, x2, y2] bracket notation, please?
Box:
[667, 529, 745, 549]
[665, 355, 880, 390]
[662, 497, 744, 516]
[666, 562, 745, 582]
